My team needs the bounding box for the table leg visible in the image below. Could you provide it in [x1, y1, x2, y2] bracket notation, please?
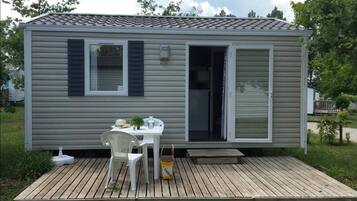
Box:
[153, 136, 160, 180]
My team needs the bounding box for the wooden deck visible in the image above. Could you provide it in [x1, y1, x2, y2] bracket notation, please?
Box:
[15, 157, 357, 201]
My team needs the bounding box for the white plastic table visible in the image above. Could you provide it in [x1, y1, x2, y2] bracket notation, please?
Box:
[111, 126, 163, 180]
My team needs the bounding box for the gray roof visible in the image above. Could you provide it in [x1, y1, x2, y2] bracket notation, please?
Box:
[22, 13, 305, 31]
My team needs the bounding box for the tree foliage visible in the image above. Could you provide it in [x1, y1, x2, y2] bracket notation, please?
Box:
[137, 0, 200, 16]
[4, 0, 79, 17]
[137, 0, 158, 15]
[266, 6, 286, 20]
[214, 9, 235, 17]
[247, 10, 257, 17]
[1, 0, 80, 89]
[292, 0, 357, 98]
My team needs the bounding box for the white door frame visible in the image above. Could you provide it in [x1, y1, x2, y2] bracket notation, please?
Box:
[227, 45, 274, 143]
[185, 41, 232, 142]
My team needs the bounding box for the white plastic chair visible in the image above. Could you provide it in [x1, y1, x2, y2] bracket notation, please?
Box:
[101, 130, 148, 191]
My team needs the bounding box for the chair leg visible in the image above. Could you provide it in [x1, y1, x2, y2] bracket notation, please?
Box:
[129, 161, 137, 191]
[105, 157, 113, 189]
[143, 145, 149, 183]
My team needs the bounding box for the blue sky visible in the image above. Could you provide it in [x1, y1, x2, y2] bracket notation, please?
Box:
[1, 0, 304, 22]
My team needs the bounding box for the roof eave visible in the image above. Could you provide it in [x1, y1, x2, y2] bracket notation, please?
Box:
[21, 24, 312, 36]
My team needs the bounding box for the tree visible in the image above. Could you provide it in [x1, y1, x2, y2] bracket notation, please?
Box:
[247, 10, 257, 17]
[267, 6, 286, 20]
[137, 0, 158, 15]
[214, 9, 235, 17]
[1, 0, 80, 78]
[292, 0, 357, 99]
[1, 0, 79, 112]
[161, 1, 181, 16]
[4, 0, 79, 17]
[137, 0, 200, 16]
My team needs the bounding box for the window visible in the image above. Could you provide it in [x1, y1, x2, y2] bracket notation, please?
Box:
[85, 40, 128, 96]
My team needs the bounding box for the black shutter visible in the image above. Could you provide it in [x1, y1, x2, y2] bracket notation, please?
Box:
[128, 41, 144, 96]
[67, 39, 84, 96]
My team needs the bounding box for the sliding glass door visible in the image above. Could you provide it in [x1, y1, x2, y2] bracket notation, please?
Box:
[227, 45, 273, 142]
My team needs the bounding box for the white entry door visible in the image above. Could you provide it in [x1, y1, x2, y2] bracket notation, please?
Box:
[227, 45, 273, 143]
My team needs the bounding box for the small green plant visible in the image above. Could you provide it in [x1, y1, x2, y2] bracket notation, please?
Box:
[318, 118, 337, 144]
[130, 115, 144, 129]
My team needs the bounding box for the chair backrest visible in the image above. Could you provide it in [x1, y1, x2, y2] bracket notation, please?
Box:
[101, 131, 139, 160]
[143, 117, 164, 129]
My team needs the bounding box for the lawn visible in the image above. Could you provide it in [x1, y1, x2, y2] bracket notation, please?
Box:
[308, 111, 357, 128]
[266, 134, 357, 190]
[0, 106, 52, 201]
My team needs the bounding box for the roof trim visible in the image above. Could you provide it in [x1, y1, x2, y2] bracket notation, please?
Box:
[21, 12, 295, 21]
[20, 24, 312, 36]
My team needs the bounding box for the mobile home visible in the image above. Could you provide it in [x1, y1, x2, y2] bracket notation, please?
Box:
[20, 13, 310, 151]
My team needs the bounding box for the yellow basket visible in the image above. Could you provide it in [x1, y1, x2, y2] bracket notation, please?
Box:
[160, 144, 174, 180]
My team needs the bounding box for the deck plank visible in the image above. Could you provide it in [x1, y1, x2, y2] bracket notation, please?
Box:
[78, 159, 106, 199]
[244, 158, 290, 197]
[219, 164, 253, 197]
[281, 157, 356, 196]
[175, 158, 194, 197]
[111, 162, 128, 198]
[52, 159, 91, 199]
[185, 158, 210, 197]
[200, 164, 226, 197]
[15, 166, 60, 200]
[69, 159, 101, 199]
[26, 166, 66, 199]
[103, 162, 124, 198]
[254, 157, 306, 197]
[194, 164, 219, 197]
[146, 160, 154, 198]
[137, 163, 147, 198]
[43, 160, 84, 199]
[86, 159, 109, 198]
[60, 159, 96, 199]
[173, 160, 187, 197]
[262, 157, 325, 197]
[213, 164, 243, 197]
[119, 162, 130, 198]
[205, 164, 235, 197]
[14, 157, 357, 201]
[180, 158, 203, 197]
[231, 163, 268, 197]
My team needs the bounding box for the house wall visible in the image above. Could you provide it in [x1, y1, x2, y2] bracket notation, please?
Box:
[30, 31, 302, 149]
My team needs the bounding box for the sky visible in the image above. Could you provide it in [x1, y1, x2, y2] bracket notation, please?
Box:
[0, 0, 304, 22]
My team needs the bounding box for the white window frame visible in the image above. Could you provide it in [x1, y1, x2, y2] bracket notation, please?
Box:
[228, 44, 274, 143]
[84, 39, 128, 96]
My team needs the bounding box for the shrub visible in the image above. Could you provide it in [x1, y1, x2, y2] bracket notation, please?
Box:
[317, 118, 337, 144]
[307, 129, 313, 144]
[335, 95, 350, 110]
[16, 151, 53, 180]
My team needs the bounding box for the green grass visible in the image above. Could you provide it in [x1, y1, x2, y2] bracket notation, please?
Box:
[265, 134, 357, 190]
[0, 106, 53, 201]
[308, 112, 357, 128]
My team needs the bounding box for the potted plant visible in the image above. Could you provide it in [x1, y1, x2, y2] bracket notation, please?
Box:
[130, 115, 144, 130]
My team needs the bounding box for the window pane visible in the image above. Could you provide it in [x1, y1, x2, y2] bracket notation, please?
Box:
[235, 49, 269, 139]
[90, 44, 123, 91]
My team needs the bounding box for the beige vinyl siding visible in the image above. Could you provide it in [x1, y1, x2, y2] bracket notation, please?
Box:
[31, 31, 302, 149]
